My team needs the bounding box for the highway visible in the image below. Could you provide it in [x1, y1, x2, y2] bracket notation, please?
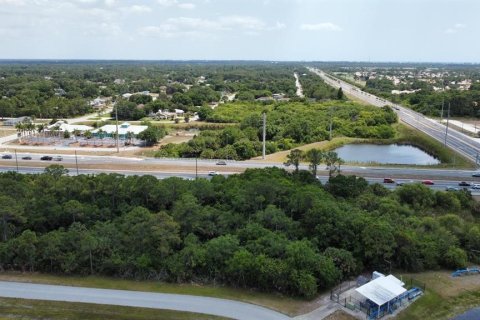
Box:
[0, 281, 291, 320]
[1, 152, 480, 194]
[308, 68, 480, 165]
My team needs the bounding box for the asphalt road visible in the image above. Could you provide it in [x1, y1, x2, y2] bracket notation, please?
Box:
[308, 68, 480, 164]
[0, 281, 291, 320]
[1, 155, 480, 194]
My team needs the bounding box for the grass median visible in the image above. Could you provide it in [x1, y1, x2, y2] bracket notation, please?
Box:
[0, 297, 227, 320]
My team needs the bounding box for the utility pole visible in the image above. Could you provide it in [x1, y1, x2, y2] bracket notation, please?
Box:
[444, 103, 450, 146]
[195, 157, 198, 179]
[14, 149, 18, 172]
[329, 107, 334, 140]
[262, 112, 266, 160]
[440, 98, 444, 119]
[115, 103, 120, 153]
[75, 150, 79, 175]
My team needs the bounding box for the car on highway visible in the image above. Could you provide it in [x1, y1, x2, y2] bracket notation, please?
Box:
[446, 186, 460, 191]
[396, 180, 414, 186]
[40, 156, 53, 161]
[21, 156, 32, 160]
[472, 184, 480, 190]
[458, 181, 471, 187]
[383, 178, 395, 183]
[53, 156, 63, 161]
[216, 160, 227, 165]
[473, 172, 480, 177]
[1, 154, 12, 159]
[208, 171, 219, 176]
[422, 180, 434, 185]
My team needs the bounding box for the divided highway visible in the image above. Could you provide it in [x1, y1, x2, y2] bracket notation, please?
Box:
[2, 153, 480, 194]
[308, 68, 480, 165]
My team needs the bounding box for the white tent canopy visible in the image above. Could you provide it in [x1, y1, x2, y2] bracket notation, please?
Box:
[355, 275, 406, 306]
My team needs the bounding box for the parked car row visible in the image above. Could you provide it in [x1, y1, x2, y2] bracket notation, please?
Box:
[1, 154, 62, 161]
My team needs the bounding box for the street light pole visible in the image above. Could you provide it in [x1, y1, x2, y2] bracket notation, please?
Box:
[75, 150, 79, 175]
[262, 112, 266, 160]
[444, 103, 450, 146]
[115, 103, 120, 153]
[14, 149, 18, 172]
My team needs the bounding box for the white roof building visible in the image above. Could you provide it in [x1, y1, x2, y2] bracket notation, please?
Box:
[47, 121, 93, 133]
[355, 274, 406, 307]
[93, 122, 148, 136]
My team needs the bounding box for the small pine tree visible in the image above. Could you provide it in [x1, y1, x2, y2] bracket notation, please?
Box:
[337, 87, 344, 100]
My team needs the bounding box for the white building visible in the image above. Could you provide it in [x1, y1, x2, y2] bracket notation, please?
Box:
[92, 122, 147, 138]
[46, 121, 93, 133]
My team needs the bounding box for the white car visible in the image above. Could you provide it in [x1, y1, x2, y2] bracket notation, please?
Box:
[208, 171, 219, 176]
[471, 184, 480, 190]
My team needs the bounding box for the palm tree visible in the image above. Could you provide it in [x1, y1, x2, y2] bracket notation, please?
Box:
[126, 131, 134, 145]
[15, 122, 26, 142]
[324, 151, 343, 178]
[97, 129, 104, 146]
[36, 123, 45, 144]
[306, 148, 324, 177]
[284, 149, 304, 172]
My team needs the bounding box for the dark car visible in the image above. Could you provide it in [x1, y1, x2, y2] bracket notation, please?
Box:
[216, 160, 227, 165]
[40, 156, 53, 161]
[1, 154, 12, 159]
[21, 156, 32, 160]
[459, 181, 471, 187]
[383, 178, 395, 184]
[422, 180, 434, 185]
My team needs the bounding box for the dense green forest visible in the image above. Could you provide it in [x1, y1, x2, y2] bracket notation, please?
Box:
[156, 102, 397, 159]
[1, 167, 478, 298]
[0, 62, 341, 119]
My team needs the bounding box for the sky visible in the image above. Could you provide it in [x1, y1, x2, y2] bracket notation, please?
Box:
[0, 0, 478, 62]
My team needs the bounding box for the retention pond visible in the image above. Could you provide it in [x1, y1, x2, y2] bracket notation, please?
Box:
[334, 144, 440, 165]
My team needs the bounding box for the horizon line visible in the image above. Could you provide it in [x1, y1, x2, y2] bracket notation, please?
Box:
[0, 59, 479, 65]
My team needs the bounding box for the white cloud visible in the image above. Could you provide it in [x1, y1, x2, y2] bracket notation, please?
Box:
[157, 0, 177, 6]
[123, 5, 152, 13]
[140, 15, 284, 38]
[300, 22, 342, 31]
[178, 2, 195, 9]
[104, 0, 115, 6]
[445, 23, 467, 34]
[157, 0, 196, 10]
[0, 0, 25, 5]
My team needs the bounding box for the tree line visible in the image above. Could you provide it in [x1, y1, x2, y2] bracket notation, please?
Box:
[0, 167, 478, 298]
[155, 102, 397, 160]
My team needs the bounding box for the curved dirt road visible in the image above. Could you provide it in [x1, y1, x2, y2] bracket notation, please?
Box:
[0, 281, 291, 320]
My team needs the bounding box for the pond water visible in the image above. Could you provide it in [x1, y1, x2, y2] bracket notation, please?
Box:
[452, 307, 480, 320]
[333, 144, 440, 165]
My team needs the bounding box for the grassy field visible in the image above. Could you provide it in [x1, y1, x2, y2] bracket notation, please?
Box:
[0, 297, 226, 320]
[0, 272, 311, 316]
[396, 271, 480, 320]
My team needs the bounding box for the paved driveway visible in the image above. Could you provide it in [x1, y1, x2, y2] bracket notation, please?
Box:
[0, 281, 291, 320]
